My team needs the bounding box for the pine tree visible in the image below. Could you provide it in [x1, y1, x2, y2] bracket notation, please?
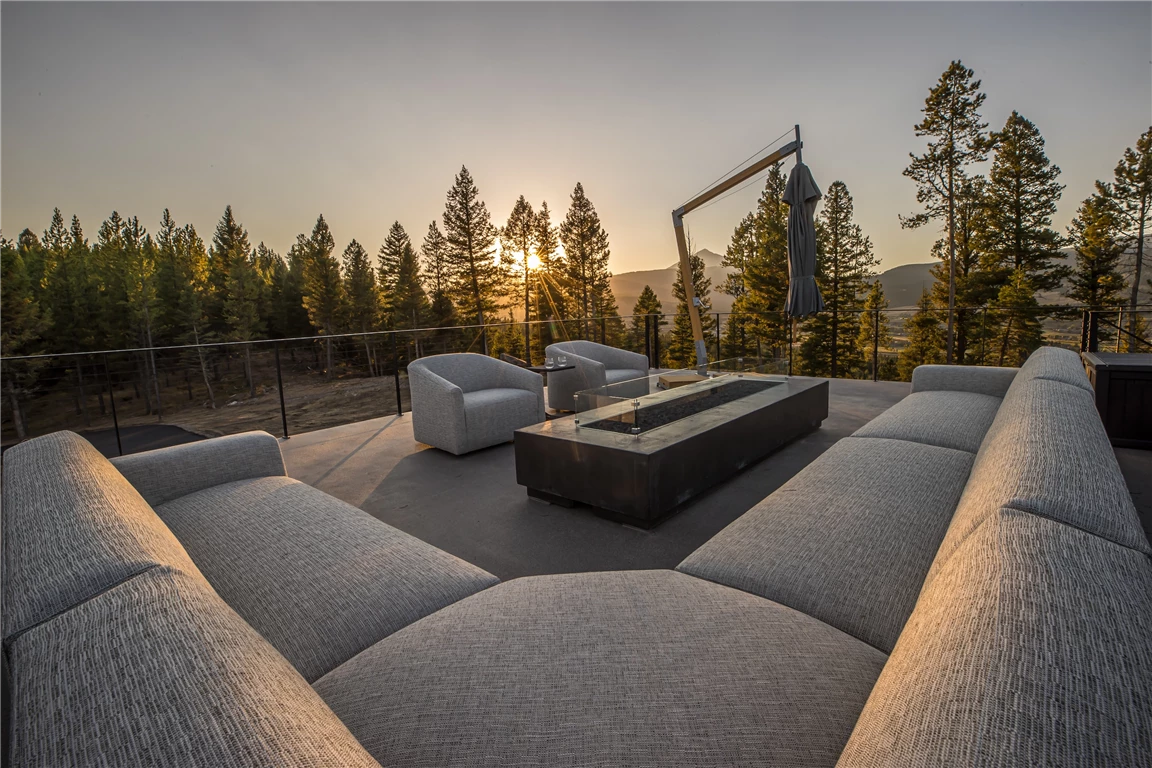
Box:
[224, 246, 266, 398]
[254, 243, 288, 339]
[421, 221, 457, 330]
[741, 166, 791, 353]
[442, 166, 504, 352]
[1, 237, 49, 439]
[897, 290, 943, 381]
[153, 212, 216, 406]
[299, 215, 344, 376]
[209, 206, 250, 337]
[1065, 194, 1127, 308]
[978, 111, 1067, 291]
[378, 221, 413, 325]
[902, 61, 991, 363]
[393, 238, 432, 341]
[42, 209, 98, 421]
[1065, 194, 1128, 348]
[1101, 127, 1152, 349]
[503, 196, 537, 358]
[628, 285, 665, 357]
[927, 175, 993, 363]
[341, 239, 381, 375]
[533, 201, 567, 350]
[797, 181, 878, 377]
[856, 281, 892, 379]
[720, 214, 757, 358]
[559, 182, 611, 330]
[992, 269, 1044, 366]
[668, 246, 716, 368]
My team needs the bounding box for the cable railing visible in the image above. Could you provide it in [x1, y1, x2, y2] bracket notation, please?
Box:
[2, 304, 1148, 454]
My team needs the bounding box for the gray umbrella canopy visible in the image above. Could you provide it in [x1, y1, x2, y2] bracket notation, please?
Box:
[783, 162, 825, 318]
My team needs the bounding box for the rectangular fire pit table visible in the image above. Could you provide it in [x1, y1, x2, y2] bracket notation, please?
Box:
[514, 371, 828, 527]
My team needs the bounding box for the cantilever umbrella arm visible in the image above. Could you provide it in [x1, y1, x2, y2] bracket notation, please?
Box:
[672, 125, 804, 372]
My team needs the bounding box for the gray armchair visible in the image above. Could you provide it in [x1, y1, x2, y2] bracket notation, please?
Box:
[544, 340, 650, 411]
[408, 353, 545, 455]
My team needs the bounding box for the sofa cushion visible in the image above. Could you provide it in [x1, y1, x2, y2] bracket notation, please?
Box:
[1, 431, 203, 641]
[678, 437, 973, 653]
[461, 387, 543, 451]
[836, 508, 1152, 767]
[850, 390, 1002, 453]
[604, 367, 648, 385]
[1014, 345, 1093, 392]
[930, 378, 1151, 584]
[155, 475, 498, 681]
[314, 570, 888, 768]
[7, 566, 381, 768]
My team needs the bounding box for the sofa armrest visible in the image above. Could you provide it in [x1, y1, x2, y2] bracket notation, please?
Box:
[110, 431, 286, 507]
[408, 364, 468, 453]
[496, 360, 547, 397]
[910, 364, 1019, 399]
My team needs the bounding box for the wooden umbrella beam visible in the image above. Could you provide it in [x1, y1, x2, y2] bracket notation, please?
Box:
[672, 126, 804, 371]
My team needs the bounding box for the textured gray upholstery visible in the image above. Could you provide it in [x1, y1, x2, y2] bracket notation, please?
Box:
[315, 570, 887, 768]
[1, 431, 203, 641]
[408, 353, 545, 455]
[678, 437, 973, 653]
[909, 363, 1017, 398]
[1015, 344, 1093, 391]
[837, 508, 1152, 767]
[155, 475, 498, 681]
[111, 430, 285, 506]
[851, 390, 1002, 453]
[544, 340, 649, 410]
[7, 566, 382, 768]
[930, 377, 1151, 585]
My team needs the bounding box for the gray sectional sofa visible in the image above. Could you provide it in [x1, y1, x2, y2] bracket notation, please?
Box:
[3, 346, 1150, 766]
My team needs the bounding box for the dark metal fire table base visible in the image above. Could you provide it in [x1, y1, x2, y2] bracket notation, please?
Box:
[514, 375, 829, 528]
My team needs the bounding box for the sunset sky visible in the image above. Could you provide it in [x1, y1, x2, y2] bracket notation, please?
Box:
[3, 2, 1149, 275]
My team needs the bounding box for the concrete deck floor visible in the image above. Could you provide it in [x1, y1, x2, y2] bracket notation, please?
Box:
[282, 378, 1152, 580]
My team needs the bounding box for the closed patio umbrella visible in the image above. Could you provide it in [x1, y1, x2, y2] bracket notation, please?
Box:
[783, 162, 824, 317]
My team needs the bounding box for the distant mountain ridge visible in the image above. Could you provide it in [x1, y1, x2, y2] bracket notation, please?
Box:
[609, 247, 1147, 317]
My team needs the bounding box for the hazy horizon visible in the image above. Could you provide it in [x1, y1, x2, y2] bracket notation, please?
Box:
[3, 1, 1149, 276]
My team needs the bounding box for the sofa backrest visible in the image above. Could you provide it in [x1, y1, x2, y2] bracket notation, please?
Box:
[837, 347, 1152, 764]
[409, 352, 504, 393]
[1, 431, 205, 640]
[837, 507, 1152, 766]
[927, 350, 1150, 587]
[2, 431, 382, 767]
[6, 565, 382, 767]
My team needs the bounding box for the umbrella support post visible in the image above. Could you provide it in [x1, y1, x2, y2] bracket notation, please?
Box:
[671, 127, 806, 374]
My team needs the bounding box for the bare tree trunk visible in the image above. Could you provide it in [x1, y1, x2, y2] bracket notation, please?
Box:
[245, 344, 255, 398]
[1127, 206, 1146, 351]
[75, 365, 91, 426]
[363, 336, 375, 377]
[998, 315, 1014, 367]
[6, 379, 27, 441]
[192, 325, 216, 409]
[143, 304, 163, 420]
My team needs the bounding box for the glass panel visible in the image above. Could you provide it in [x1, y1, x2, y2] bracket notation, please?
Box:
[575, 369, 786, 436]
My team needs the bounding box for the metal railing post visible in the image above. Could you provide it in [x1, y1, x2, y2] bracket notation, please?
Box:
[274, 342, 289, 439]
[103, 353, 122, 456]
[392, 331, 403, 416]
[1088, 311, 1100, 353]
[872, 309, 880, 382]
[1116, 309, 1124, 353]
[1080, 310, 1090, 352]
[644, 314, 652, 366]
[600, 316, 607, 345]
